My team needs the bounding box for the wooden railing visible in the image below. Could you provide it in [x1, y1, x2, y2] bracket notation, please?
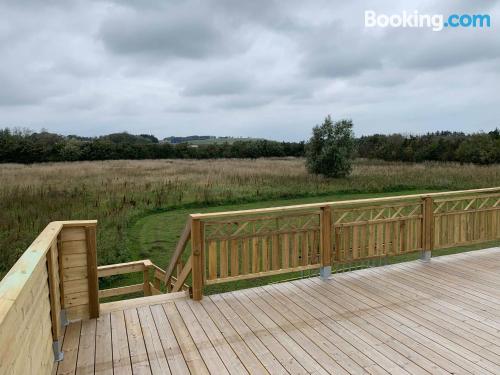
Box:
[97, 259, 189, 300]
[163, 186, 500, 300]
[0, 220, 98, 373]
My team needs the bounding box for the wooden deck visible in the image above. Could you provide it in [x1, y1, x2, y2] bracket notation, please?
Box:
[55, 247, 500, 375]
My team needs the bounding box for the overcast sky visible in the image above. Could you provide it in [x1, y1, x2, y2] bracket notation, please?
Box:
[0, 0, 499, 141]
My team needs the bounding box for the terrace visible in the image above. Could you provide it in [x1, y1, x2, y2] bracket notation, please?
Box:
[2, 187, 500, 374]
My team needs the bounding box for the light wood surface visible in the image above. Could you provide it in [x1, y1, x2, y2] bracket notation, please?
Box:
[54, 247, 500, 374]
[0, 220, 96, 375]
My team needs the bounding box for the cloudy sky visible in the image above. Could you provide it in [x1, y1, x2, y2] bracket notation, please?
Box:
[0, 0, 499, 140]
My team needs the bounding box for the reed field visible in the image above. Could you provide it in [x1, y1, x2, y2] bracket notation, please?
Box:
[2, 157, 500, 280]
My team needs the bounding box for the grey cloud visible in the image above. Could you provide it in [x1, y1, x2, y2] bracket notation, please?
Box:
[183, 78, 251, 97]
[0, 0, 499, 140]
[99, 4, 246, 60]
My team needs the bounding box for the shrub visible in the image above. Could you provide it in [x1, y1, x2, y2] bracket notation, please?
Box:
[306, 115, 355, 177]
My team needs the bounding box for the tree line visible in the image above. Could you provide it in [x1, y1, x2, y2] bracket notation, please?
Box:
[0, 129, 305, 163]
[357, 130, 500, 165]
[1, 127, 499, 165]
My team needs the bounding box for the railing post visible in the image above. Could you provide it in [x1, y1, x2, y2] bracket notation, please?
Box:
[85, 225, 99, 318]
[320, 205, 332, 280]
[143, 266, 152, 296]
[421, 196, 434, 262]
[191, 217, 204, 300]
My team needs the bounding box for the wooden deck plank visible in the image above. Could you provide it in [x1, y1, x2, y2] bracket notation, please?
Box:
[220, 292, 310, 375]
[272, 282, 415, 375]
[199, 298, 270, 374]
[299, 278, 456, 375]
[307, 277, 493, 374]
[365, 262, 500, 342]
[175, 300, 230, 375]
[264, 284, 391, 375]
[110, 310, 133, 375]
[123, 308, 152, 375]
[95, 313, 113, 375]
[162, 302, 210, 375]
[149, 304, 190, 375]
[226, 290, 330, 375]
[186, 299, 249, 375]
[137, 306, 171, 375]
[61, 247, 500, 375]
[340, 268, 500, 371]
[58, 321, 82, 375]
[355, 267, 500, 356]
[333, 272, 500, 373]
[76, 319, 97, 375]
[237, 288, 352, 375]
[209, 294, 287, 374]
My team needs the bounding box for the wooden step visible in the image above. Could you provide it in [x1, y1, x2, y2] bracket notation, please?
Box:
[99, 291, 189, 314]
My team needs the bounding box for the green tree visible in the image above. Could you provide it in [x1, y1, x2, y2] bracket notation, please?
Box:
[306, 115, 355, 177]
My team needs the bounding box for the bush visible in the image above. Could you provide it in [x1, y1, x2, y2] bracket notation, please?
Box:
[306, 115, 355, 177]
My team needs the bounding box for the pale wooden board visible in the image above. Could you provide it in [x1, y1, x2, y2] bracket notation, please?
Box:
[123, 308, 151, 375]
[59, 247, 500, 375]
[95, 313, 113, 375]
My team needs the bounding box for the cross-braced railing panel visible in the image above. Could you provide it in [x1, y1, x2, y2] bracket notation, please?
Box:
[433, 193, 500, 249]
[202, 211, 322, 284]
[331, 201, 423, 263]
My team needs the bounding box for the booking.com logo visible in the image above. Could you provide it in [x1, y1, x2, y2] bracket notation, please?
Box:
[365, 11, 491, 31]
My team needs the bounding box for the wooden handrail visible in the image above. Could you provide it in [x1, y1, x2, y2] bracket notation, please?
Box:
[190, 186, 500, 220]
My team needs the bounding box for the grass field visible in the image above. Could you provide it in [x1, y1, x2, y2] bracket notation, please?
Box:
[2, 157, 500, 285]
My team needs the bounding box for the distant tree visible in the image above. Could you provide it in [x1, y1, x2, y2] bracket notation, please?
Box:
[306, 115, 355, 178]
[139, 134, 159, 143]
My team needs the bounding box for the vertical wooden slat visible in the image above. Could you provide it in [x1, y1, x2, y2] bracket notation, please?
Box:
[492, 210, 498, 239]
[301, 231, 309, 266]
[272, 234, 279, 270]
[251, 238, 259, 273]
[208, 240, 217, 280]
[230, 239, 239, 277]
[312, 230, 319, 264]
[282, 234, 290, 269]
[262, 237, 269, 272]
[351, 225, 359, 260]
[392, 221, 399, 255]
[384, 222, 391, 255]
[359, 224, 367, 258]
[368, 224, 375, 257]
[242, 239, 249, 275]
[334, 226, 341, 262]
[191, 218, 203, 301]
[292, 233, 299, 267]
[376, 223, 383, 256]
[220, 240, 228, 278]
[399, 221, 406, 253]
[85, 225, 99, 319]
[46, 239, 61, 341]
[343, 226, 351, 261]
[422, 197, 434, 252]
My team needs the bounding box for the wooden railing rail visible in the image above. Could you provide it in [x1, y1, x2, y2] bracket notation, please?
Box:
[182, 186, 500, 300]
[164, 220, 191, 290]
[98, 259, 189, 301]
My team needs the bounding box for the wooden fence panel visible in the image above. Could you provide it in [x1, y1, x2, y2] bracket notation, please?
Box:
[202, 211, 322, 284]
[433, 194, 500, 249]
